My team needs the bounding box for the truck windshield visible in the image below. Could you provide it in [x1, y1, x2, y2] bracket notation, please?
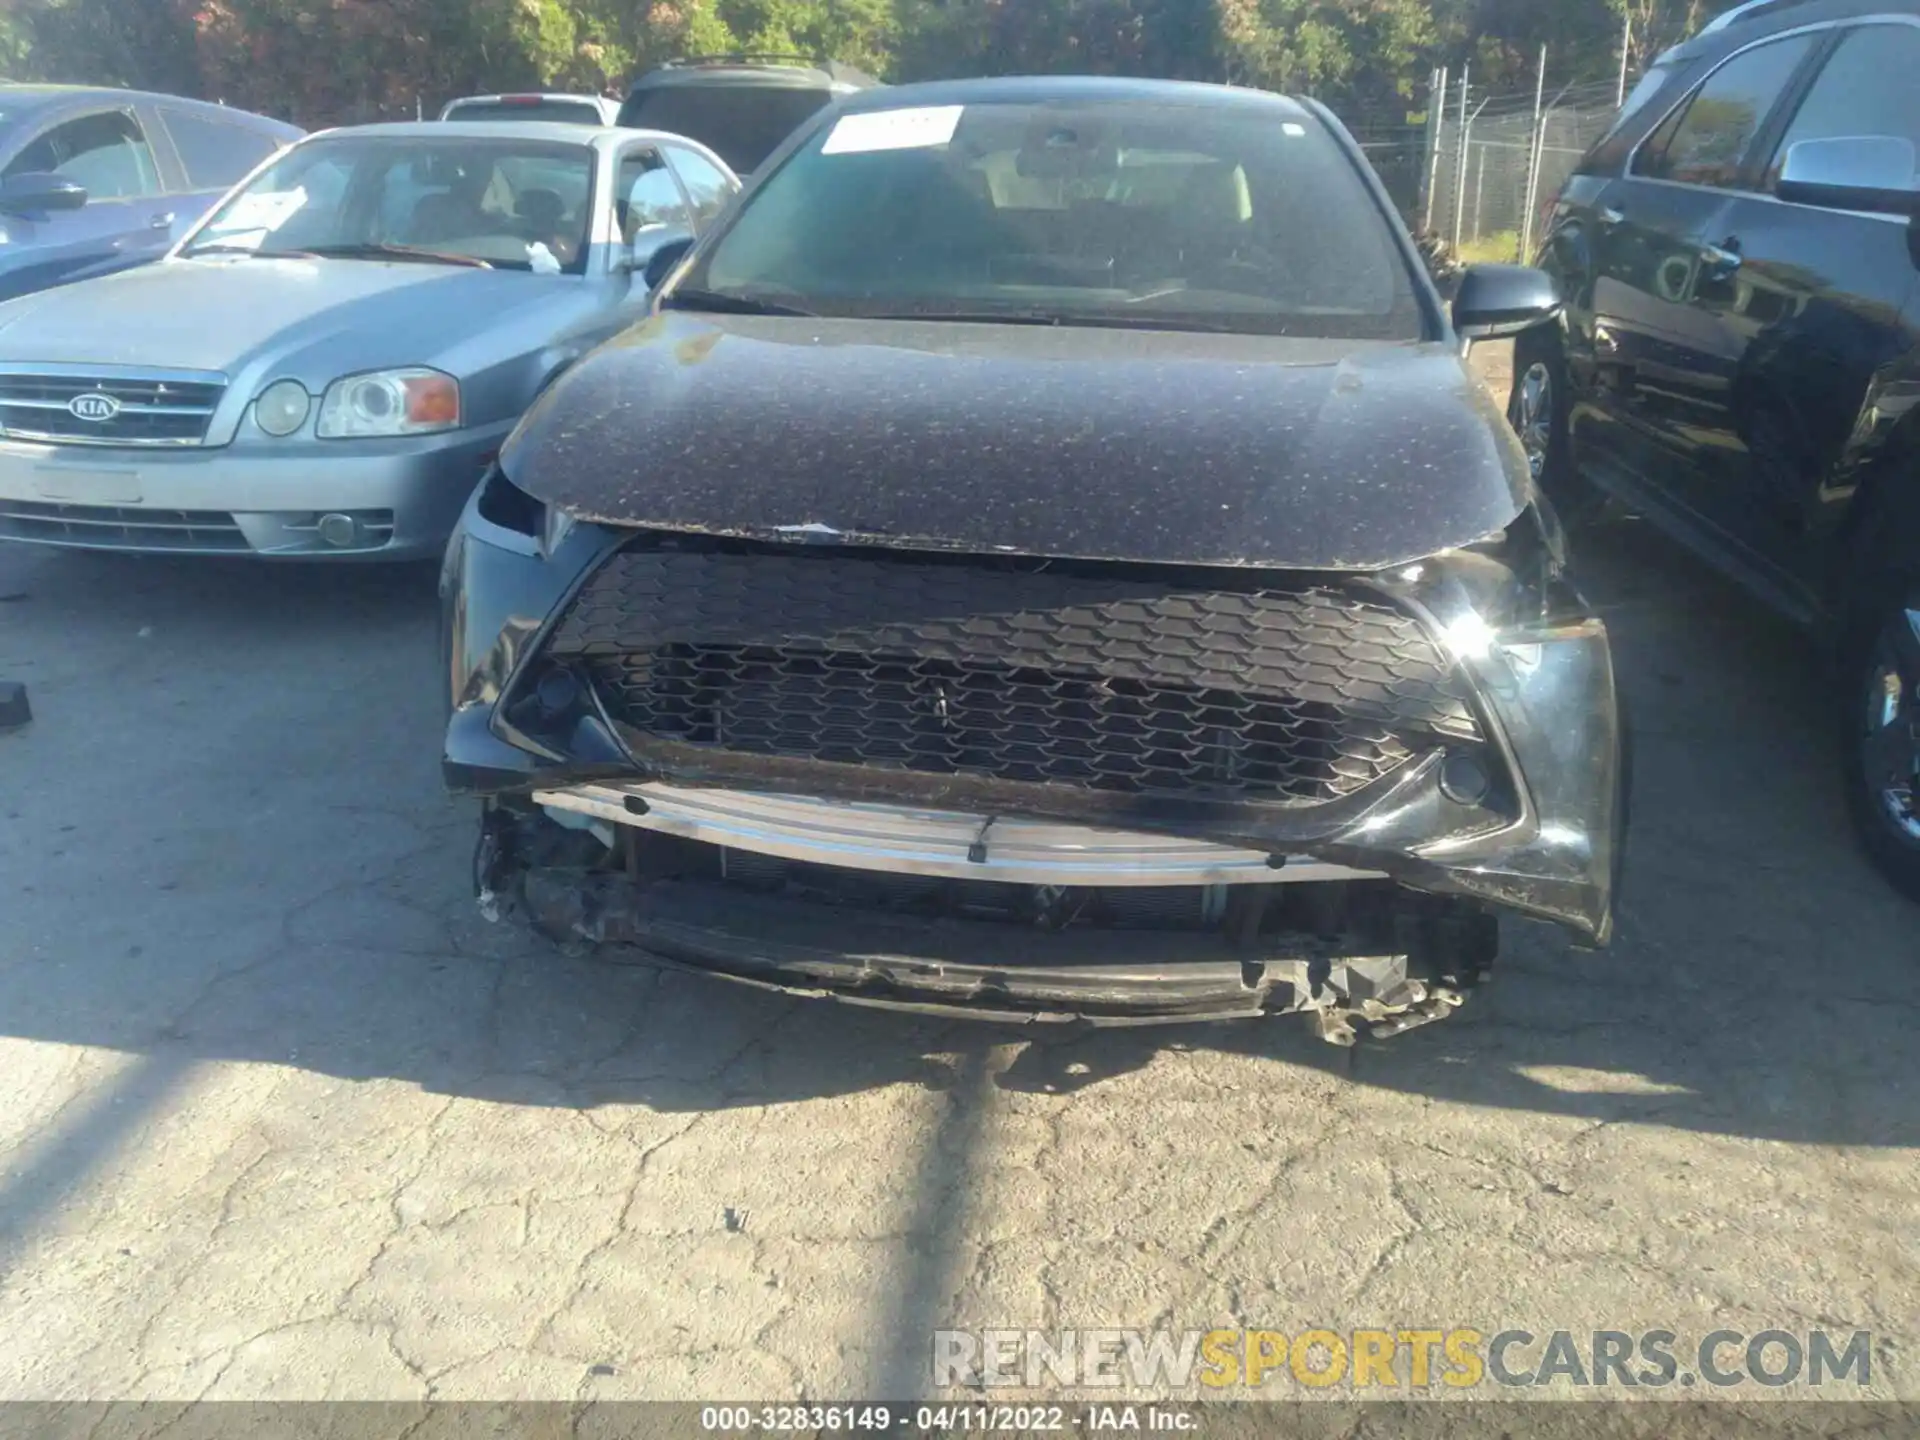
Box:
[618, 85, 833, 174]
[445, 99, 605, 125]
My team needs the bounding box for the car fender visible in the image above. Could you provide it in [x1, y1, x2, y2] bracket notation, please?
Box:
[1818, 373, 1920, 627]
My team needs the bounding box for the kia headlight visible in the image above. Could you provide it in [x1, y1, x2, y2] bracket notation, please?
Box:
[316, 368, 460, 439]
[253, 378, 311, 437]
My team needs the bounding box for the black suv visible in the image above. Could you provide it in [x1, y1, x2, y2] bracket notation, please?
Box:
[1517, 0, 1920, 897]
[616, 54, 882, 177]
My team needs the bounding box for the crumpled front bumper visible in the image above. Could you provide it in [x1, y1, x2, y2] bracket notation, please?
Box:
[1368, 607, 1623, 945]
[503, 857, 1480, 1034]
[439, 491, 1625, 1024]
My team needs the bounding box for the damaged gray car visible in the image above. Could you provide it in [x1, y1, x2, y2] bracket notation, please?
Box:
[439, 76, 1626, 1044]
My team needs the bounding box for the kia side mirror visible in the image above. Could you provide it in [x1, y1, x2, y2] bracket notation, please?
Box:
[639, 235, 694, 290]
[0, 171, 87, 216]
[1777, 135, 1920, 217]
[1452, 263, 1562, 347]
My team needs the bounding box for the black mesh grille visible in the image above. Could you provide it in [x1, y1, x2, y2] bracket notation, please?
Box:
[547, 547, 1479, 806]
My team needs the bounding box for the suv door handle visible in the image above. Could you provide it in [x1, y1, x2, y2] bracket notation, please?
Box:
[1599, 204, 1626, 225]
[1702, 238, 1742, 275]
[149, 212, 175, 230]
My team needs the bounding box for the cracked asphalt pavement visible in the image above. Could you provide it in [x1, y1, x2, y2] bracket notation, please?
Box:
[1, 350, 1918, 1409]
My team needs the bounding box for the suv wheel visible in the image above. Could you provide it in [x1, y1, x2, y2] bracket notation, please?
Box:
[1844, 588, 1920, 901]
[1508, 330, 1605, 528]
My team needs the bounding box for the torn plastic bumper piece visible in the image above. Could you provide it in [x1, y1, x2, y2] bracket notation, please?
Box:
[509, 863, 1473, 1035]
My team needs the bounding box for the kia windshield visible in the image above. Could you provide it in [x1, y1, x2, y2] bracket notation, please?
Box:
[183, 135, 596, 274]
[671, 99, 1427, 339]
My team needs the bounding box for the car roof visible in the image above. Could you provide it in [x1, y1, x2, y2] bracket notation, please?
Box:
[1703, 0, 1920, 31]
[1665, 0, 1920, 62]
[443, 93, 610, 104]
[306, 119, 620, 144]
[440, 93, 616, 116]
[298, 119, 728, 158]
[0, 83, 300, 133]
[833, 74, 1314, 116]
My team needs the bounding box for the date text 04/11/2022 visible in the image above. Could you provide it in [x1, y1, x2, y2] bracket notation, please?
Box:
[913, 1407, 1197, 1431]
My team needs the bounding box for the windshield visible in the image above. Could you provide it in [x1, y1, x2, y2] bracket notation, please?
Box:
[444, 98, 605, 125]
[677, 99, 1425, 338]
[618, 84, 835, 174]
[182, 134, 596, 274]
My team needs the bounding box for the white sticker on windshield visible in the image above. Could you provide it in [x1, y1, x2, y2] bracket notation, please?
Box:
[1282, 122, 1306, 137]
[821, 106, 964, 156]
[212, 187, 307, 234]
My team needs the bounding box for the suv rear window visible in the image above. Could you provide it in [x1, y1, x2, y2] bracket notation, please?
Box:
[445, 99, 605, 125]
[616, 84, 835, 174]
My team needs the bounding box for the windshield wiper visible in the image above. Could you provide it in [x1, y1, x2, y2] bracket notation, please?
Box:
[661, 286, 818, 317]
[300, 243, 493, 269]
[185, 243, 320, 259]
[864, 308, 1244, 334]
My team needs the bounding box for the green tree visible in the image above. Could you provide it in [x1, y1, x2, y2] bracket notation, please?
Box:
[4, 0, 200, 92]
[0, 0, 1762, 131]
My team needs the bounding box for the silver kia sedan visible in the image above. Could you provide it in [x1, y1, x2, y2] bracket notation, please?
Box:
[0, 120, 737, 558]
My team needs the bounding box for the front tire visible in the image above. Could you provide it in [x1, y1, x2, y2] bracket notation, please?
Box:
[1842, 587, 1920, 902]
[1508, 330, 1605, 529]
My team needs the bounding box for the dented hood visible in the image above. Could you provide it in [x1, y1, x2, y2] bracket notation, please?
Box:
[502, 312, 1529, 570]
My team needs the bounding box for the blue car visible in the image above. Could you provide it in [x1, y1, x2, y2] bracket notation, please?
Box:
[0, 85, 302, 302]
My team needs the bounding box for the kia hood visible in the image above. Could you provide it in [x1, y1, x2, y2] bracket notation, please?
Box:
[0, 255, 571, 377]
[502, 312, 1531, 571]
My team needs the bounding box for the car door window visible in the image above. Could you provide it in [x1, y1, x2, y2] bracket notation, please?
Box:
[5, 131, 60, 178]
[614, 148, 691, 243]
[665, 145, 735, 228]
[1632, 34, 1813, 189]
[1, 111, 160, 199]
[160, 108, 281, 191]
[1764, 24, 1920, 189]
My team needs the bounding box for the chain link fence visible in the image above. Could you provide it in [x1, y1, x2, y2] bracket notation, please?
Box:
[1349, 73, 1624, 267]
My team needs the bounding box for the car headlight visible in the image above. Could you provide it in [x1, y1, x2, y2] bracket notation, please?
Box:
[316, 368, 460, 439]
[253, 379, 311, 437]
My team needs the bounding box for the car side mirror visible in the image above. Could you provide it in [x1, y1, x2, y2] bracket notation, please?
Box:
[1452, 263, 1562, 345]
[1777, 135, 1920, 216]
[638, 235, 695, 290]
[0, 171, 88, 216]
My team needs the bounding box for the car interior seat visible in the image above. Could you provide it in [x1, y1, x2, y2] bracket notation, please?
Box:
[407, 191, 469, 243]
[1171, 162, 1252, 267]
[516, 188, 566, 234]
